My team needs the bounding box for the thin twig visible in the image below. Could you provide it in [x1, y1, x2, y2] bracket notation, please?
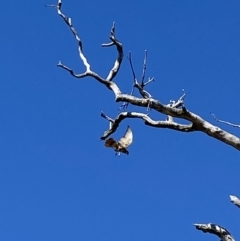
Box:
[211, 113, 240, 128]
[141, 50, 147, 86]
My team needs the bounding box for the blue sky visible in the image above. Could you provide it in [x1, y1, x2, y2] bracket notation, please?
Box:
[1, 0, 240, 240]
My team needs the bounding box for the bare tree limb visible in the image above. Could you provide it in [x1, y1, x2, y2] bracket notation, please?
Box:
[48, 3, 240, 241]
[102, 22, 124, 82]
[194, 223, 235, 241]
[127, 51, 153, 100]
[230, 195, 240, 208]
[50, 0, 123, 94]
[126, 51, 154, 111]
[48, 0, 240, 152]
[100, 111, 194, 140]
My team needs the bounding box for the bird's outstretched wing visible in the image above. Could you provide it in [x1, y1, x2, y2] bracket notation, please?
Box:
[118, 126, 133, 148]
[105, 138, 118, 149]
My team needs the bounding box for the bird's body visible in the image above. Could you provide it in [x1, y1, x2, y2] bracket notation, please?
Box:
[105, 126, 133, 155]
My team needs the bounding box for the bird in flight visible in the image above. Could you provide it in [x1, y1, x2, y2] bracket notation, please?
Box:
[104, 126, 133, 155]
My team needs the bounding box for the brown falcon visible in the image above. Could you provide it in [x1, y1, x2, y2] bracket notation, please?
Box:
[105, 126, 133, 155]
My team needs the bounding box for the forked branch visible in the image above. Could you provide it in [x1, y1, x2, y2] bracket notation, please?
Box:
[48, 2, 240, 241]
[48, 0, 240, 152]
[100, 110, 194, 140]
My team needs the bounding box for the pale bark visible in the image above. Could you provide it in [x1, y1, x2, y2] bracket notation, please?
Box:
[230, 195, 240, 208]
[194, 223, 235, 241]
[47, 1, 239, 240]
[47, 0, 240, 151]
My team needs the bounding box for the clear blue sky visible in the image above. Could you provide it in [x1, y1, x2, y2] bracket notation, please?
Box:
[1, 0, 240, 240]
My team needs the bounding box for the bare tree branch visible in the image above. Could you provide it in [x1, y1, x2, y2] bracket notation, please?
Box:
[102, 22, 124, 82]
[126, 51, 155, 111]
[48, 0, 240, 153]
[100, 111, 194, 140]
[230, 195, 240, 208]
[47, 2, 240, 241]
[50, 0, 123, 94]
[194, 223, 235, 241]
[127, 51, 153, 100]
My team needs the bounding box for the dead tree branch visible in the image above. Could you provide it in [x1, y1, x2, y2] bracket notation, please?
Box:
[127, 52, 154, 111]
[230, 195, 240, 208]
[100, 110, 194, 140]
[48, 0, 240, 152]
[194, 223, 235, 241]
[47, 2, 240, 241]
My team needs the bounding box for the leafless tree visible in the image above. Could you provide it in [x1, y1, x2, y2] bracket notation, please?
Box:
[46, 0, 240, 151]
[46, 1, 239, 239]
